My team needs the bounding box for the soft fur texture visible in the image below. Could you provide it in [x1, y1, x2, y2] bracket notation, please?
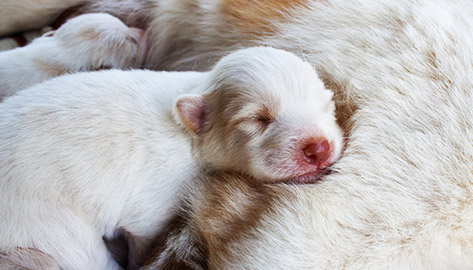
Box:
[113, 0, 473, 269]
[2, 0, 473, 269]
[0, 0, 91, 36]
[0, 13, 145, 99]
[0, 47, 340, 269]
[0, 248, 60, 270]
[0, 69, 202, 270]
[152, 1, 473, 269]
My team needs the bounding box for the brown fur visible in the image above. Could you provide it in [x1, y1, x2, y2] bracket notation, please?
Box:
[218, 0, 309, 35]
[0, 248, 60, 270]
[78, 28, 101, 41]
[196, 84, 283, 177]
[52, 5, 86, 29]
[143, 172, 282, 269]
[33, 58, 68, 77]
[192, 172, 281, 268]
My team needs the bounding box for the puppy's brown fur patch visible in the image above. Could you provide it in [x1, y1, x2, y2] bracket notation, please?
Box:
[218, 0, 308, 34]
[0, 248, 60, 270]
[79, 28, 101, 41]
[193, 171, 281, 267]
[33, 59, 68, 77]
[143, 172, 283, 269]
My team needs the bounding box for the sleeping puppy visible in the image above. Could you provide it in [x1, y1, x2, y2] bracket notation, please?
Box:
[144, 47, 346, 268]
[0, 47, 342, 270]
[0, 13, 145, 99]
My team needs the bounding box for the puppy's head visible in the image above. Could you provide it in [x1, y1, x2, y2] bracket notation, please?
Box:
[43, 13, 145, 69]
[174, 47, 343, 184]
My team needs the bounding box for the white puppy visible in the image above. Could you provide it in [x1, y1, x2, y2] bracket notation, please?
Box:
[0, 13, 145, 99]
[0, 47, 342, 270]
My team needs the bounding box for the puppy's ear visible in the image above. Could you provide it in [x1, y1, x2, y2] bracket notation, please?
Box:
[173, 94, 208, 136]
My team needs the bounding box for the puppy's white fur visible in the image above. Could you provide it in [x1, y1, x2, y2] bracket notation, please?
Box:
[0, 13, 144, 99]
[176, 48, 342, 184]
[0, 47, 340, 269]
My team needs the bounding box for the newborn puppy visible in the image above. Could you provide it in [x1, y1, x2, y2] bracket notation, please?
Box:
[175, 49, 343, 184]
[0, 47, 341, 270]
[0, 13, 145, 99]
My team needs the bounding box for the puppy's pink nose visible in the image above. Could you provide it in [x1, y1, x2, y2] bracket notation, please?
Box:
[303, 140, 330, 167]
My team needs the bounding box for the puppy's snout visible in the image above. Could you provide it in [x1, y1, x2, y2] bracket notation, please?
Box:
[302, 140, 331, 168]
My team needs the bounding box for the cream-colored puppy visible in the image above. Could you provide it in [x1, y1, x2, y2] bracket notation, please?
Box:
[0, 47, 342, 270]
[0, 13, 144, 99]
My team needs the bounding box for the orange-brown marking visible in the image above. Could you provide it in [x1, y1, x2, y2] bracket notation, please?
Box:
[0, 248, 60, 270]
[219, 0, 308, 34]
[79, 28, 101, 41]
[33, 58, 68, 77]
[193, 172, 282, 267]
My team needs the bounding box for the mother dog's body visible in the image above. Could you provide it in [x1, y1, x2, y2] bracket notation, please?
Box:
[3, 0, 473, 269]
[145, 1, 473, 268]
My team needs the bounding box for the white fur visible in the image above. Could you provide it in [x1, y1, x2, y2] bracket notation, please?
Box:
[0, 13, 144, 99]
[178, 48, 342, 184]
[140, 0, 473, 269]
[0, 47, 340, 269]
[3, 0, 473, 268]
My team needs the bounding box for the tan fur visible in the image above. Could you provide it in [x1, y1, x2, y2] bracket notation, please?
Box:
[0, 248, 60, 270]
[33, 58, 68, 77]
[192, 172, 281, 268]
[78, 27, 101, 41]
[218, 0, 308, 35]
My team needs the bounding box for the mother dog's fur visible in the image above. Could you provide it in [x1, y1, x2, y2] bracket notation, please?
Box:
[144, 1, 473, 268]
[3, 0, 473, 269]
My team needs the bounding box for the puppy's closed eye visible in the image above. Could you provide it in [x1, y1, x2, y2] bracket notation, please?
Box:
[255, 114, 272, 127]
[238, 106, 274, 133]
[255, 106, 274, 127]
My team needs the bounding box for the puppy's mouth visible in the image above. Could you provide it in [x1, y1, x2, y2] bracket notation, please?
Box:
[283, 168, 330, 185]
